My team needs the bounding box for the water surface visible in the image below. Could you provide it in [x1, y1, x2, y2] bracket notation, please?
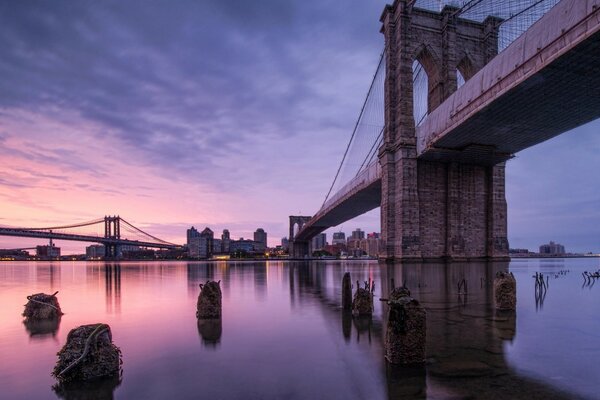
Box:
[0, 259, 599, 399]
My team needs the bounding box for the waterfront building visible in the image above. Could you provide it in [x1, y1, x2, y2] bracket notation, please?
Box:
[36, 244, 60, 258]
[332, 232, 346, 245]
[187, 226, 200, 242]
[324, 243, 347, 256]
[222, 229, 231, 253]
[212, 238, 223, 254]
[230, 239, 258, 254]
[539, 241, 565, 255]
[281, 237, 289, 251]
[86, 244, 105, 259]
[347, 237, 361, 252]
[254, 228, 267, 252]
[188, 227, 214, 258]
[312, 233, 326, 251]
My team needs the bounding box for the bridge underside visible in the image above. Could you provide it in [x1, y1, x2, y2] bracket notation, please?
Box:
[419, 4, 600, 163]
[294, 161, 382, 246]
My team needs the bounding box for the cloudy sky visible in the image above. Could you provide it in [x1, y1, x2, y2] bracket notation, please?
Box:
[0, 0, 598, 253]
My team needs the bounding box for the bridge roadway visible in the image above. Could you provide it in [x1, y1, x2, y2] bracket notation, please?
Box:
[296, 0, 600, 242]
[295, 161, 381, 242]
[0, 227, 181, 250]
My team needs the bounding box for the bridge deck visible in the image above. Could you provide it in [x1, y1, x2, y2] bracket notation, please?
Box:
[295, 162, 381, 241]
[0, 228, 180, 249]
[418, 0, 600, 164]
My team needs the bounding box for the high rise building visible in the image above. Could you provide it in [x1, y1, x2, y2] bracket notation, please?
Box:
[187, 226, 200, 242]
[254, 228, 267, 252]
[189, 227, 214, 258]
[222, 229, 231, 253]
[332, 232, 346, 245]
[312, 233, 326, 251]
[281, 237, 289, 251]
[351, 228, 365, 240]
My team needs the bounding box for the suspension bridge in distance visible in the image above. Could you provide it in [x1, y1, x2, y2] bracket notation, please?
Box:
[291, 0, 600, 261]
[0, 216, 181, 257]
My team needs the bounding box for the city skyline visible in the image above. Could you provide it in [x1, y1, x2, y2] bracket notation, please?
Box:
[0, 0, 599, 253]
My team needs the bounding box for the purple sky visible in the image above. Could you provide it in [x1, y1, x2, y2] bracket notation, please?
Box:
[0, 0, 598, 253]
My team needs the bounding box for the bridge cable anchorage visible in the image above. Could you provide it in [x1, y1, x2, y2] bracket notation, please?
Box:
[322, 50, 386, 207]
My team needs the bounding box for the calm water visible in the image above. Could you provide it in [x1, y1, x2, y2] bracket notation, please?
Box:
[1, 259, 599, 400]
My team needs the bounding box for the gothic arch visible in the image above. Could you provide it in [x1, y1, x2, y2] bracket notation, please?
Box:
[456, 53, 476, 82]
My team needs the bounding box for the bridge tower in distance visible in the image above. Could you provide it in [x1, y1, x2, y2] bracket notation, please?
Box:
[379, 1, 509, 261]
[289, 216, 312, 258]
[104, 216, 121, 259]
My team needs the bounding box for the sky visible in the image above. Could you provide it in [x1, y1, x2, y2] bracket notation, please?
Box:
[0, 0, 598, 253]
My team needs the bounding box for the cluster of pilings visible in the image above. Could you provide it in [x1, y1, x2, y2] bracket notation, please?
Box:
[582, 269, 600, 287]
[532, 271, 547, 309]
[21, 279, 225, 393]
[343, 272, 427, 365]
[21, 292, 122, 395]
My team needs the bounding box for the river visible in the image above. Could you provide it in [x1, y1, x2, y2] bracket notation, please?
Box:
[1, 258, 599, 399]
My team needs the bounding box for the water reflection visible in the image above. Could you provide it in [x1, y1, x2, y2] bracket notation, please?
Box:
[23, 316, 61, 340]
[385, 364, 427, 399]
[53, 375, 121, 400]
[197, 318, 222, 348]
[1, 260, 595, 399]
[104, 264, 121, 314]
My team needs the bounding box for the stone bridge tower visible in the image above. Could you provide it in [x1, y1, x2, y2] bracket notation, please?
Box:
[379, 1, 509, 261]
[289, 215, 312, 258]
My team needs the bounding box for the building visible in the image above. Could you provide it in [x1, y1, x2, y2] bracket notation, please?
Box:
[230, 239, 258, 254]
[212, 238, 223, 255]
[312, 233, 327, 251]
[187, 226, 200, 242]
[222, 229, 231, 253]
[281, 237, 289, 251]
[351, 228, 365, 240]
[86, 245, 105, 259]
[332, 232, 346, 245]
[254, 228, 267, 253]
[36, 244, 60, 258]
[324, 243, 347, 256]
[188, 227, 214, 258]
[365, 233, 384, 258]
[539, 241, 565, 255]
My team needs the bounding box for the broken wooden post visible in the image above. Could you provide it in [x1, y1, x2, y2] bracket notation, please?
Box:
[352, 279, 374, 316]
[53, 323, 122, 383]
[23, 291, 63, 319]
[494, 271, 516, 310]
[196, 280, 222, 319]
[342, 272, 352, 311]
[385, 287, 426, 365]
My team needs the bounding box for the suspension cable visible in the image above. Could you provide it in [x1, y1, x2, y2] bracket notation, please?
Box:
[322, 50, 385, 207]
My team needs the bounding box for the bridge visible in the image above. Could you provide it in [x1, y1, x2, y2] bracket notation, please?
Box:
[0, 216, 181, 257]
[291, 0, 600, 261]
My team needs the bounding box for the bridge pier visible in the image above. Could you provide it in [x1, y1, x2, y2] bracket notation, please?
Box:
[380, 2, 509, 262]
[290, 240, 310, 259]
